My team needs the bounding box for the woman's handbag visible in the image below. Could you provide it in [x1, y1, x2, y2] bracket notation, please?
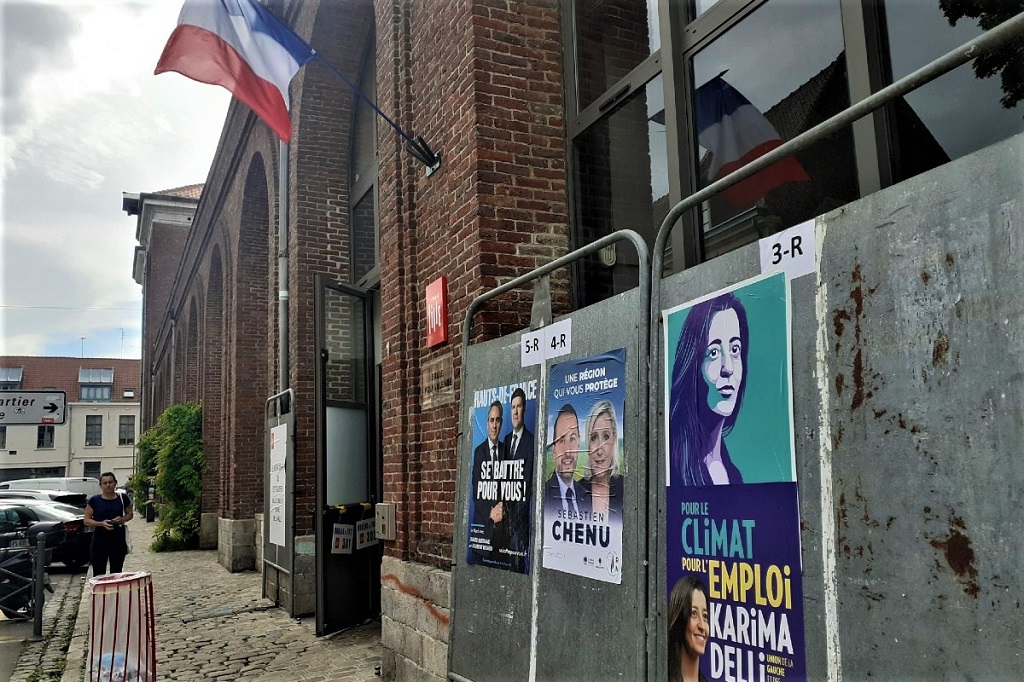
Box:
[120, 494, 133, 554]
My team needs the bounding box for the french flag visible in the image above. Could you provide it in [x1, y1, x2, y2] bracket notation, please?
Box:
[695, 76, 810, 208]
[155, 0, 315, 143]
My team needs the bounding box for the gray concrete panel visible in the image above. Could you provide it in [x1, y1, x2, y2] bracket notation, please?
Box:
[452, 287, 647, 681]
[819, 135, 1024, 679]
[655, 134, 1024, 681]
[657, 238, 830, 681]
[452, 333, 541, 682]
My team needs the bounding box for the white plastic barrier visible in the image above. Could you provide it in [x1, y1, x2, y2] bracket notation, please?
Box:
[87, 572, 155, 682]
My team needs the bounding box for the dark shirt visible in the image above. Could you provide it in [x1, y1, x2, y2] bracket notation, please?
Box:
[88, 494, 132, 523]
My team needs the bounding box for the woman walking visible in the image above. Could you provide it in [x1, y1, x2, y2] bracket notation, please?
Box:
[84, 472, 133, 576]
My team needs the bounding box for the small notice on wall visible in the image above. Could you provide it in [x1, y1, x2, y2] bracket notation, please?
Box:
[269, 423, 288, 547]
[421, 354, 455, 410]
[332, 524, 354, 554]
[356, 518, 378, 549]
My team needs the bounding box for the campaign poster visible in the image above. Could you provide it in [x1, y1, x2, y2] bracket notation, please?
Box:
[663, 272, 806, 681]
[663, 271, 795, 487]
[465, 379, 538, 573]
[542, 349, 626, 584]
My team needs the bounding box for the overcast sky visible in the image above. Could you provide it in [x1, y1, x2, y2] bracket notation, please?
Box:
[1, 0, 229, 360]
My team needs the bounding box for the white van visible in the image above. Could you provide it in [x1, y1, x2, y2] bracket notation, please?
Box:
[0, 477, 100, 496]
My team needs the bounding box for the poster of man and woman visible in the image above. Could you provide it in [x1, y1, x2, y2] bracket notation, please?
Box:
[663, 272, 806, 681]
[463, 349, 629, 585]
[541, 348, 627, 584]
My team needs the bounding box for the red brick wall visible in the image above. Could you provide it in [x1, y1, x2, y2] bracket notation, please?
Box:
[138, 0, 570, 557]
[377, 0, 569, 568]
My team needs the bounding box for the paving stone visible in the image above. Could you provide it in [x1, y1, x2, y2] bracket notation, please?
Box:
[31, 518, 384, 682]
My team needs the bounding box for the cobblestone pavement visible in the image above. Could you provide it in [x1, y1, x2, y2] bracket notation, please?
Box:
[6, 569, 82, 682]
[55, 518, 381, 682]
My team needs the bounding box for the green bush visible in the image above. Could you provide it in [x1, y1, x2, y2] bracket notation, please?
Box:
[135, 402, 204, 551]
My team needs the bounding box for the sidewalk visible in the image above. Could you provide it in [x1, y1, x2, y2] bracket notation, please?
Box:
[47, 518, 380, 681]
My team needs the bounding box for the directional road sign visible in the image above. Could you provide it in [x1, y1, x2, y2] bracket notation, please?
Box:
[0, 392, 66, 425]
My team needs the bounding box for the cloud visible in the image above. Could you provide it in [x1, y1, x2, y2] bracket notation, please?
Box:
[1, 2, 229, 358]
[1, 1, 79, 129]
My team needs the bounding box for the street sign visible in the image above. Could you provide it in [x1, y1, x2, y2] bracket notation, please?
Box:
[0, 392, 66, 425]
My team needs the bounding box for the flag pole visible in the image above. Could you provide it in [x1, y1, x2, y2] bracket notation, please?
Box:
[278, 139, 290, 393]
[310, 54, 440, 170]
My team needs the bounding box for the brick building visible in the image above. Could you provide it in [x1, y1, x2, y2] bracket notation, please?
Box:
[127, 1, 1022, 679]
[0, 356, 140, 484]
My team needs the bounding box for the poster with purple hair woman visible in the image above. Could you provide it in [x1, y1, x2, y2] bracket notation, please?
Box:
[663, 272, 805, 681]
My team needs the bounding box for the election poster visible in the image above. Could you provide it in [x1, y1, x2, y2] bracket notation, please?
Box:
[465, 379, 538, 573]
[542, 349, 626, 584]
[663, 272, 806, 681]
[663, 271, 795, 487]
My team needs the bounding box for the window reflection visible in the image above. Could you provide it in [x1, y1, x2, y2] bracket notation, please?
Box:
[575, 0, 660, 111]
[690, 0, 858, 257]
[883, 0, 1024, 183]
[574, 75, 667, 306]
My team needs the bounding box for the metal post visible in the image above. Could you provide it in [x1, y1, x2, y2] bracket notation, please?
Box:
[31, 532, 46, 640]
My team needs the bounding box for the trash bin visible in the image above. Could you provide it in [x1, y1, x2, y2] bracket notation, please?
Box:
[87, 572, 156, 682]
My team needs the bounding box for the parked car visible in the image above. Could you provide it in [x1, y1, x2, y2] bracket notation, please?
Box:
[0, 489, 88, 508]
[0, 477, 100, 496]
[0, 502, 67, 568]
[10, 500, 92, 570]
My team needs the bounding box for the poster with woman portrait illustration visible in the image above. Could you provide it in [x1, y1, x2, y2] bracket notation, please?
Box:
[542, 348, 626, 584]
[663, 272, 806, 681]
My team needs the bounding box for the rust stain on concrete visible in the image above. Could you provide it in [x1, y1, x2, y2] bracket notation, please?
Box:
[929, 515, 980, 598]
[932, 331, 950, 366]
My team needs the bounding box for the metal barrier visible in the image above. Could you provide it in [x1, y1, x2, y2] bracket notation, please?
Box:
[0, 531, 50, 640]
[451, 230, 651, 681]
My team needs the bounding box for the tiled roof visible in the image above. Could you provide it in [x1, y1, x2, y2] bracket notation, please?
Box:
[155, 184, 203, 199]
[0, 356, 141, 403]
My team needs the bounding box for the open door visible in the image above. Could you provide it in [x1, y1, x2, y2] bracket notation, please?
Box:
[315, 275, 381, 635]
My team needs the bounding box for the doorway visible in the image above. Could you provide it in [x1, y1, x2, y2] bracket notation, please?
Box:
[314, 276, 382, 635]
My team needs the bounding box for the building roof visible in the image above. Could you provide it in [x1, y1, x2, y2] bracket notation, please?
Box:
[154, 184, 203, 199]
[0, 357, 141, 403]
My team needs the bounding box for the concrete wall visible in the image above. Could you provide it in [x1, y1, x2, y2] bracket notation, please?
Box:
[380, 555, 450, 682]
[657, 134, 1024, 679]
[817, 135, 1024, 677]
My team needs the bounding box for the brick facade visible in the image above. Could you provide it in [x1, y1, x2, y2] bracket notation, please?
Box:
[135, 0, 569, 674]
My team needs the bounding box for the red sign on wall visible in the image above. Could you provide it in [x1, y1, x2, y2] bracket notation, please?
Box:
[425, 277, 448, 347]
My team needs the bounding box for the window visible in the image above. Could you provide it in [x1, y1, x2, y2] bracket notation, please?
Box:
[0, 367, 23, 391]
[37, 425, 54, 449]
[85, 415, 103, 446]
[119, 415, 136, 446]
[573, 75, 668, 306]
[81, 385, 112, 401]
[350, 41, 379, 289]
[574, 0, 660, 111]
[562, 0, 1021, 291]
[688, 0, 857, 256]
[0, 425, 5, 449]
[84, 461, 101, 480]
[79, 368, 114, 401]
[878, 1, 1024, 184]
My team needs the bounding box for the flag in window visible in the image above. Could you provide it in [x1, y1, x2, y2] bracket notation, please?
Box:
[695, 76, 810, 207]
[155, 0, 316, 143]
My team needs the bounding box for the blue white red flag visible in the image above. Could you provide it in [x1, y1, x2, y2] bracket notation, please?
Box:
[155, 0, 315, 143]
[695, 76, 810, 207]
